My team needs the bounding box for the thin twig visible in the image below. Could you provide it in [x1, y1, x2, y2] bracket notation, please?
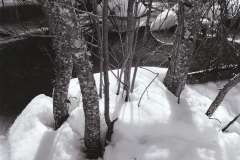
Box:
[138, 72, 159, 107]
[209, 117, 221, 123]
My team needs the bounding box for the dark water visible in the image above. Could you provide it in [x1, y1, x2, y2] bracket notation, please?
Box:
[0, 37, 55, 116]
[0, 28, 164, 132]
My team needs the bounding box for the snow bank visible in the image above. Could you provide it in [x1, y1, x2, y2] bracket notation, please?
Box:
[102, 68, 240, 160]
[1, 67, 240, 160]
[7, 95, 85, 160]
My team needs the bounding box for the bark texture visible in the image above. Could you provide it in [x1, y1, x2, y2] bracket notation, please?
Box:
[163, 0, 203, 99]
[73, 50, 101, 158]
[206, 73, 240, 118]
[39, 0, 74, 129]
[39, 0, 101, 157]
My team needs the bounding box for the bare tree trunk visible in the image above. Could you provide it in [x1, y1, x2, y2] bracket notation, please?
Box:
[124, 0, 135, 102]
[222, 113, 240, 132]
[131, 0, 153, 92]
[102, 0, 118, 145]
[213, 0, 228, 69]
[39, 0, 101, 157]
[206, 73, 240, 118]
[93, 1, 104, 99]
[163, 0, 202, 102]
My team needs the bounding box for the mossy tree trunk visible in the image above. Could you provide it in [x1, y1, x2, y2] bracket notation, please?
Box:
[39, 0, 101, 158]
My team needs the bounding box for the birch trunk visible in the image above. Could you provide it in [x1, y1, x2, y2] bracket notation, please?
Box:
[163, 0, 202, 100]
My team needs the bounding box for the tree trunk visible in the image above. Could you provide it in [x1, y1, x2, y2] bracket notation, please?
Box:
[53, 44, 73, 129]
[102, 0, 117, 145]
[39, 0, 101, 157]
[38, 0, 74, 129]
[73, 52, 101, 158]
[131, 0, 153, 92]
[206, 73, 240, 118]
[93, 1, 104, 98]
[212, 0, 228, 69]
[163, 0, 202, 101]
[222, 113, 240, 132]
[124, 0, 135, 102]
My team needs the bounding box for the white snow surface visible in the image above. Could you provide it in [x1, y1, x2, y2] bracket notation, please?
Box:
[1, 67, 240, 160]
[97, 0, 147, 17]
[150, 9, 177, 31]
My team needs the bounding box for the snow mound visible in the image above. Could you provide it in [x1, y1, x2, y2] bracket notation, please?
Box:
[150, 9, 177, 31]
[2, 67, 240, 160]
[99, 67, 240, 160]
[7, 95, 84, 160]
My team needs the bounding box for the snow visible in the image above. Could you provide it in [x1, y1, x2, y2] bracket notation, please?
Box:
[227, 0, 240, 18]
[1, 67, 240, 160]
[97, 0, 147, 17]
[150, 9, 177, 31]
[151, 1, 240, 31]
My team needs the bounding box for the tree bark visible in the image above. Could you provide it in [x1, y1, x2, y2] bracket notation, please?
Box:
[73, 51, 101, 158]
[38, 0, 74, 129]
[206, 73, 240, 118]
[163, 0, 203, 100]
[39, 0, 101, 157]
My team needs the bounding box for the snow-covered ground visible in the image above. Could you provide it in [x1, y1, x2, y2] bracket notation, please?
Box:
[1, 67, 240, 160]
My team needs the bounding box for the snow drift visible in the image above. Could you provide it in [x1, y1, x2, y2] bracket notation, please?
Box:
[1, 67, 240, 160]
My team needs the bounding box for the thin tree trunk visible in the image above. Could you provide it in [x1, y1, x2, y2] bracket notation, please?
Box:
[95, 19, 104, 98]
[124, 0, 135, 102]
[93, 1, 104, 98]
[102, 0, 117, 145]
[206, 73, 240, 118]
[213, 0, 228, 69]
[222, 113, 240, 132]
[131, 0, 153, 92]
[163, 0, 202, 102]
